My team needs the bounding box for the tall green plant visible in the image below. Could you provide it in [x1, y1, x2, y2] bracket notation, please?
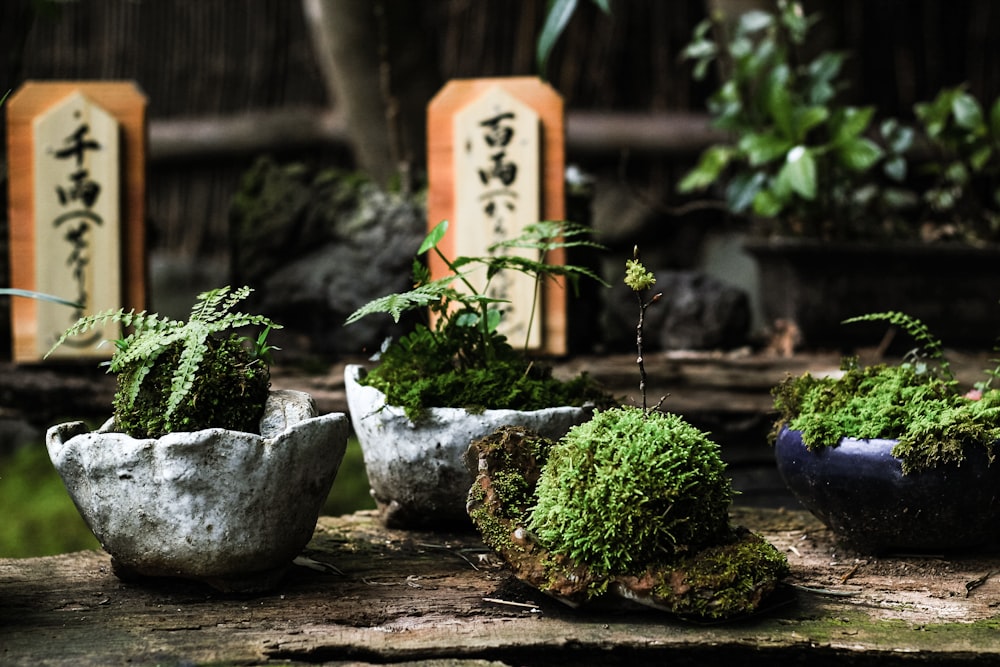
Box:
[536, 0, 611, 79]
[345, 219, 611, 418]
[346, 219, 606, 365]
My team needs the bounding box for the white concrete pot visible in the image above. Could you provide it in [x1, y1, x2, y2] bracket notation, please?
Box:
[46, 389, 349, 592]
[345, 364, 591, 530]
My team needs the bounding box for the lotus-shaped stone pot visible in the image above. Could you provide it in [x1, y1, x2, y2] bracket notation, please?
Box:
[46, 389, 349, 592]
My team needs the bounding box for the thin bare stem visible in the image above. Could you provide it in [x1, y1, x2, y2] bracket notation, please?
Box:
[635, 290, 662, 412]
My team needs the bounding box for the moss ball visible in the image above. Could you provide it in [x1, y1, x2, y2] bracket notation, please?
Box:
[113, 333, 270, 438]
[528, 406, 733, 577]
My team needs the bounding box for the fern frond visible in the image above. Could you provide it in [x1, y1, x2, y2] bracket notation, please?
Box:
[165, 327, 210, 425]
[843, 311, 954, 383]
[198, 285, 254, 323]
[108, 326, 185, 372]
[48, 284, 281, 436]
[119, 362, 154, 413]
[205, 313, 279, 333]
[481, 255, 609, 287]
[489, 221, 607, 253]
[44, 307, 130, 357]
[344, 276, 461, 324]
[189, 286, 236, 322]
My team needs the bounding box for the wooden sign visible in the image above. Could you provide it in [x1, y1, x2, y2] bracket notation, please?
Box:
[7, 81, 147, 362]
[427, 77, 566, 355]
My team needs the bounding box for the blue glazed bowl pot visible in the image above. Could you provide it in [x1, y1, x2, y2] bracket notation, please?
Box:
[774, 426, 1000, 554]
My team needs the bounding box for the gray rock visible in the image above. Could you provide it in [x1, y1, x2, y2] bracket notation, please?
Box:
[603, 270, 751, 351]
[230, 157, 426, 355]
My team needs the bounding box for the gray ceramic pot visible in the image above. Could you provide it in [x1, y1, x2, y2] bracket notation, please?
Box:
[345, 364, 591, 530]
[46, 389, 349, 592]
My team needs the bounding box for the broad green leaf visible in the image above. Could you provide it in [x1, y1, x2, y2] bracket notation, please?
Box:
[781, 146, 817, 199]
[971, 145, 993, 171]
[837, 137, 883, 172]
[738, 10, 773, 34]
[486, 308, 503, 333]
[952, 91, 984, 131]
[752, 188, 784, 217]
[725, 171, 767, 214]
[794, 105, 829, 139]
[806, 52, 845, 88]
[738, 132, 792, 166]
[419, 220, 448, 254]
[454, 311, 481, 328]
[883, 155, 908, 182]
[677, 146, 733, 192]
[831, 106, 875, 142]
[765, 71, 794, 138]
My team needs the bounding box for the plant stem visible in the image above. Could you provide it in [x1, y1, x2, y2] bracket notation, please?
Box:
[432, 244, 495, 363]
[636, 289, 663, 413]
[636, 291, 649, 412]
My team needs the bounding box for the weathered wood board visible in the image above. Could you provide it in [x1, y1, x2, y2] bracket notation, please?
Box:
[2, 509, 1000, 666]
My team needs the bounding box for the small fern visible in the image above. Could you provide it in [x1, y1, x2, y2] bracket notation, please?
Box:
[346, 218, 608, 365]
[842, 311, 955, 384]
[47, 286, 282, 435]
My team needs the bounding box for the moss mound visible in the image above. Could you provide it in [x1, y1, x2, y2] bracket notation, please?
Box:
[528, 406, 734, 578]
[362, 320, 614, 420]
[114, 334, 271, 438]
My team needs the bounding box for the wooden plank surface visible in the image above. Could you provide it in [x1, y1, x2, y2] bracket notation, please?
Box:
[2, 508, 1000, 666]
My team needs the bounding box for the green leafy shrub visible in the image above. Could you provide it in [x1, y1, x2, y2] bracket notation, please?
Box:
[678, 0, 913, 240]
[47, 286, 281, 438]
[528, 406, 733, 578]
[914, 85, 1000, 241]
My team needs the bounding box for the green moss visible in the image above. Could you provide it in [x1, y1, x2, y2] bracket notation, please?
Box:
[114, 334, 270, 438]
[528, 406, 733, 578]
[362, 320, 614, 421]
[467, 426, 555, 554]
[467, 422, 788, 618]
[772, 362, 1000, 473]
[648, 529, 790, 620]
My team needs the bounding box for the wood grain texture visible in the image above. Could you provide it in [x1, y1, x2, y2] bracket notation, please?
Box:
[3, 509, 1000, 666]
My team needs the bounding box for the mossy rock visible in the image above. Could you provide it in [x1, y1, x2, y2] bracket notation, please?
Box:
[113, 334, 271, 439]
[466, 421, 789, 620]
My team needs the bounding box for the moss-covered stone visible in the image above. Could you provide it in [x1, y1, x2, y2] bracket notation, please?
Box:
[466, 421, 788, 620]
[529, 406, 734, 578]
[114, 334, 270, 439]
[632, 528, 790, 620]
